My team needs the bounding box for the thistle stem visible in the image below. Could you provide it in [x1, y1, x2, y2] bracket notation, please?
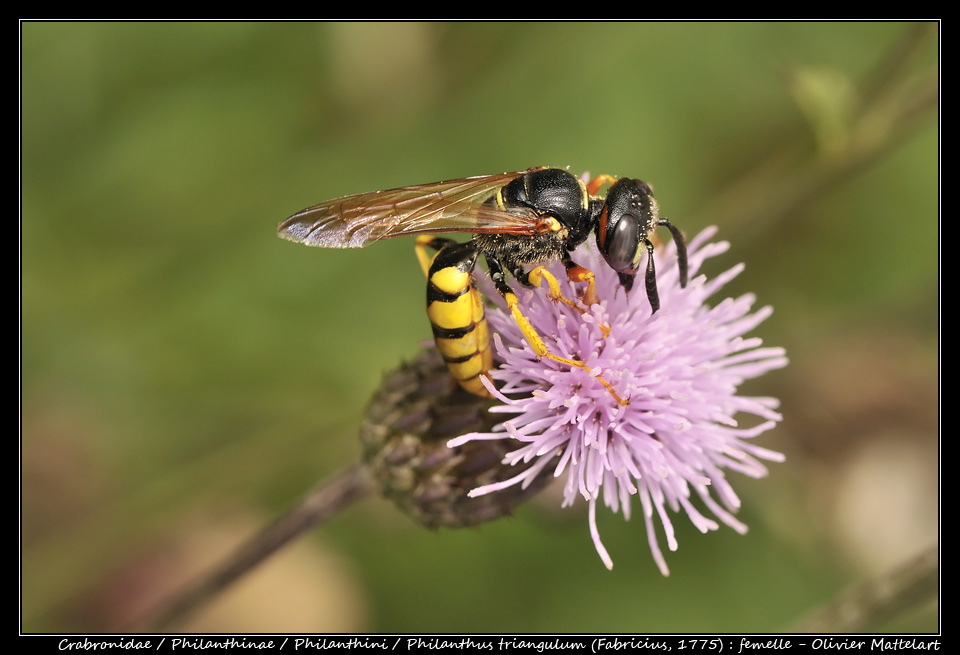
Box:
[791, 545, 939, 632]
[137, 464, 375, 632]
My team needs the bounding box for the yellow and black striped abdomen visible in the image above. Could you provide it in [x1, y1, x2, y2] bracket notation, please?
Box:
[423, 241, 493, 397]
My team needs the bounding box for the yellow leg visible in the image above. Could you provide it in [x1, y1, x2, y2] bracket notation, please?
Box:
[504, 291, 628, 407]
[527, 264, 611, 338]
[415, 234, 441, 277]
[526, 266, 582, 312]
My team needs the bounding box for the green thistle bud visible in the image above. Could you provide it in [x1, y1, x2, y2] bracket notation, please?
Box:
[360, 348, 554, 528]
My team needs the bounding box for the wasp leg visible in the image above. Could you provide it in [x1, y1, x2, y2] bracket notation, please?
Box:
[559, 253, 600, 308]
[488, 256, 628, 406]
[511, 256, 596, 311]
[416, 235, 457, 278]
[586, 173, 618, 196]
[519, 262, 611, 337]
[417, 236, 493, 397]
[514, 255, 611, 336]
[522, 265, 582, 312]
[561, 256, 611, 337]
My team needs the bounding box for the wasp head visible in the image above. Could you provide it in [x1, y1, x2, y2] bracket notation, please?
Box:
[595, 178, 659, 291]
[594, 178, 688, 312]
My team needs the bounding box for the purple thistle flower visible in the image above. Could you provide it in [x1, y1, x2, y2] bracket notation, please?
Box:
[448, 227, 788, 573]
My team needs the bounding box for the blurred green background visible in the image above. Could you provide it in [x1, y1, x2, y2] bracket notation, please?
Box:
[21, 22, 938, 633]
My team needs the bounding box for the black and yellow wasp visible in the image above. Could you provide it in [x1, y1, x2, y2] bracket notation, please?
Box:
[277, 167, 688, 406]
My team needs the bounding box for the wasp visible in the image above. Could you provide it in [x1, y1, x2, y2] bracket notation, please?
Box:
[277, 167, 688, 406]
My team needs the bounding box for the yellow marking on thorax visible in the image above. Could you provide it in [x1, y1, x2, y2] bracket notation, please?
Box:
[494, 188, 507, 211]
[577, 177, 589, 209]
[541, 216, 563, 232]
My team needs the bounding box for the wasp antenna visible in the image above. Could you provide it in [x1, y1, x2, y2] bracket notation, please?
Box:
[643, 241, 660, 313]
[657, 219, 688, 288]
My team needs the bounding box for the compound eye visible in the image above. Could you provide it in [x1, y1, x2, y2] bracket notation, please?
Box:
[604, 213, 641, 273]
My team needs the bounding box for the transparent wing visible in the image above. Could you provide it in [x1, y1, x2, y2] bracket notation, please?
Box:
[277, 171, 548, 249]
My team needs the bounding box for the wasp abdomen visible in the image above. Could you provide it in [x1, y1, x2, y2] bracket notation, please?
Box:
[424, 241, 493, 397]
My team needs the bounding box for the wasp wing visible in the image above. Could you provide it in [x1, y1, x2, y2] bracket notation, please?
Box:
[277, 171, 547, 249]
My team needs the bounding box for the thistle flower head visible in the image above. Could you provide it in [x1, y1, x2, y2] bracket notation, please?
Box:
[448, 227, 788, 573]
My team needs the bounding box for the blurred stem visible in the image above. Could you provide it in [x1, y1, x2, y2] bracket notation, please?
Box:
[694, 22, 937, 245]
[791, 545, 939, 632]
[858, 22, 937, 112]
[137, 464, 375, 632]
